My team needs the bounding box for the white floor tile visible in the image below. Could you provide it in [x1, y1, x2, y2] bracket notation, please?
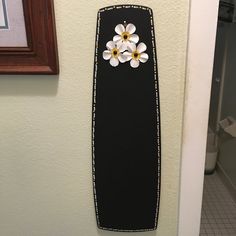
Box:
[200, 172, 236, 236]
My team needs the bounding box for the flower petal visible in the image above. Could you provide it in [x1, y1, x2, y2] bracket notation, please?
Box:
[110, 57, 119, 67]
[123, 52, 132, 61]
[139, 53, 149, 63]
[118, 54, 127, 63]
[126, 23, 136, 34]
[113, 35, 122, 43]
[115, 24, 125, 35]
[127, 43, 136, 52]
[117, 42, 127, 52]
[120, 41, 130, 51]
[137, 42, 147, 53]
[129, 34, 139, 44]
[106, 41, 115, 50]
[103, 50, 112, 60]
[130, 59, 140, 68]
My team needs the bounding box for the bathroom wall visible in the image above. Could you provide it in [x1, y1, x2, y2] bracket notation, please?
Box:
[221, 0, 235, 4]
[221, 24, 236, 120]
[209, 22, 229, 131]
[0, 1, 189, 236]
[218, 23, 236, 190]
[209, 3, 236, 132]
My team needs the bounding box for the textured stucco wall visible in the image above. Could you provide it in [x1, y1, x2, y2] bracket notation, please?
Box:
[0, 1, 189, 236]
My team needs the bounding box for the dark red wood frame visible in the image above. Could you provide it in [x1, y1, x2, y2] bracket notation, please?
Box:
[0, 0, 59, 74]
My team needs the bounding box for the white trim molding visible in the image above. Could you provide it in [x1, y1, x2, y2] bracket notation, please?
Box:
[178, 0, 219, 236]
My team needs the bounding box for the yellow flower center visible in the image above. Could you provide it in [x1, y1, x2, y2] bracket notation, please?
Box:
[132, 51, 140, 60]
[121, 32, 130, 41]
[112, 48, 119, 58]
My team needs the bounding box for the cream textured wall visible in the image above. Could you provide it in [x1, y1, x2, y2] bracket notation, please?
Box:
[0, 1, 189, 236]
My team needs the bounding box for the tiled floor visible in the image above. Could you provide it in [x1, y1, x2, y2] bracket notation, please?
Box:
[200, 172, 236, 236]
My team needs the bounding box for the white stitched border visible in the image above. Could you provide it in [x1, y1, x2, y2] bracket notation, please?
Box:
[92, 4, 161, 232]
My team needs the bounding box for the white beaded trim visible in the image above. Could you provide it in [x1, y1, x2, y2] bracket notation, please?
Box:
[92, 4, 161, 232]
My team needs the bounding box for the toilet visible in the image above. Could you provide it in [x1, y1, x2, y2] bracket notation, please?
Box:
[205, 128, 218, 174]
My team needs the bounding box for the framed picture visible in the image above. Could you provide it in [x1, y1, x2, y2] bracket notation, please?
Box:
[0, 0, 59, 74]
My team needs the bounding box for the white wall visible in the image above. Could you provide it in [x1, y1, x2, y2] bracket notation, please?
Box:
[0, 1, 189, 235]
[221, 24, 236, 120]
[209, 23, 229, 131]
[218, 24, 236, 189]
[178, 0, 219, 235]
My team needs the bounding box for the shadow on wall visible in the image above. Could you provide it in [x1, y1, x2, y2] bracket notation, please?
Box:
[97, 228, 157, 236]
[0, 75, 59, 96]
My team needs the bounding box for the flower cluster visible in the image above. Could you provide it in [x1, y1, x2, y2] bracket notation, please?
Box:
[102, 23, 149, 68]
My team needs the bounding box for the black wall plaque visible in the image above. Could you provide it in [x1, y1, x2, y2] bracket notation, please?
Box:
[92, 5, 161, 232]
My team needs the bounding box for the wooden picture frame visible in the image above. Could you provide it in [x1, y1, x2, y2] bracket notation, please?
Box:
[0, 0, 59, 74]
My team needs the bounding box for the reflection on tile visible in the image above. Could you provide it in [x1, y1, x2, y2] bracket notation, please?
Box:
[200, 172, 236, 236]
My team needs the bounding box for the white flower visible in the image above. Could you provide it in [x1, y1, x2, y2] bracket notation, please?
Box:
[113, 23, 139, 49]
[102, 41, 127, 67]
[124, 42, 149, 68]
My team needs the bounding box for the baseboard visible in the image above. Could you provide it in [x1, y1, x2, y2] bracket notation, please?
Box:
[216, 162, 236, 203]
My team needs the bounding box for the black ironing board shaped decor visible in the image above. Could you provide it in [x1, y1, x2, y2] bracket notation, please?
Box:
[92, 5, 161, 232]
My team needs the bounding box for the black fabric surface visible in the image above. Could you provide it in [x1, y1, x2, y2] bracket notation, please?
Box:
[92, 5, 161, 232]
